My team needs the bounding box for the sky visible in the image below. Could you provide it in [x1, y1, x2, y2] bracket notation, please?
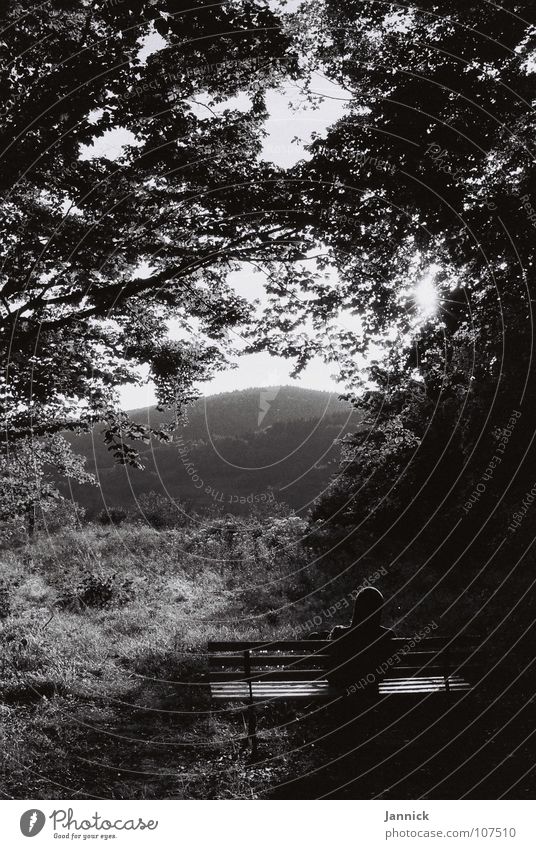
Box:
[82, 23, 350, 409]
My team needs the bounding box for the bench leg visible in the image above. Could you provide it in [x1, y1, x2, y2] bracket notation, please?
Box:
[247, 703, 258, 759]
[240, 710, 249, 748]
[240, 707, 257, 756]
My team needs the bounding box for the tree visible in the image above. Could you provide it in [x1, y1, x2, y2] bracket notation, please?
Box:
[0, 435, 94, 536]
[254, 1, 536, 556]
[0, 0, 309, 467]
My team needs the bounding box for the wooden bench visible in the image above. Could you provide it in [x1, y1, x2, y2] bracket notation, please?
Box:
[208, 636, 476, 754]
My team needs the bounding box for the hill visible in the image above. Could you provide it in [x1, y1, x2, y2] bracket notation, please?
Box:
[67, 386, 361, 516]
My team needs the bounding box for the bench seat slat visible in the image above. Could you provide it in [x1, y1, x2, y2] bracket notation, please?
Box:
[210, 676, 471, 700]
[380, 681, 470, 693]
[211, 675, 469, 687]
[381, 676, 469, 686]
[211, 683, 333, 700]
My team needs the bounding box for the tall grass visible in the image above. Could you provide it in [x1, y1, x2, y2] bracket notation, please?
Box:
[2, 508, 521, 798]
[0, 511, 341, 798]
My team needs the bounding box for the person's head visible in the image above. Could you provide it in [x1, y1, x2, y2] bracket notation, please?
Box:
[351, 586, 384, 628]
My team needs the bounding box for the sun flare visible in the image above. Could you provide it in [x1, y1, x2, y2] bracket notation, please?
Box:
[414, 273, 439, 317]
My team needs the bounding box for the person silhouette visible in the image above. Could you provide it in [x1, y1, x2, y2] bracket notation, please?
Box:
[328, 586, 394, 694]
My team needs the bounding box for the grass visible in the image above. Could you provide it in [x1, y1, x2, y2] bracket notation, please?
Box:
[0, 515, 330, 798]
[1, 515, 534, 799]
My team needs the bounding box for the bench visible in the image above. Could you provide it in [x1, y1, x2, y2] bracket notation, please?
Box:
[208, 636, 476, 755]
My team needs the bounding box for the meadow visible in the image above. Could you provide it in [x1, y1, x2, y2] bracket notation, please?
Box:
[1, 504, 533, 799]
[0, 506, 338, 798]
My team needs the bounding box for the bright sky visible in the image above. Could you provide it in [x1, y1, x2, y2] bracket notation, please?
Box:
[81, 22, 350, 409]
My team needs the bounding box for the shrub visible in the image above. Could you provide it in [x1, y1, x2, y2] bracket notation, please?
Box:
[133, 491, 189, 529]
[97, 507, 128, 526]
[58, 572, 133, 611]
[37, 500, 85, 534]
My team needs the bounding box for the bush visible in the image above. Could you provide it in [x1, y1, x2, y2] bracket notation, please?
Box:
[37, 500, 85, 534]
[97, 507, 128, 526]
[58, 572, 133, 611]
[0, 517, 30, 549]
[134, 491, 189, 529]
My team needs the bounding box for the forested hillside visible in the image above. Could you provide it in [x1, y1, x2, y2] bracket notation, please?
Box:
[66, 387, 361, 516]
